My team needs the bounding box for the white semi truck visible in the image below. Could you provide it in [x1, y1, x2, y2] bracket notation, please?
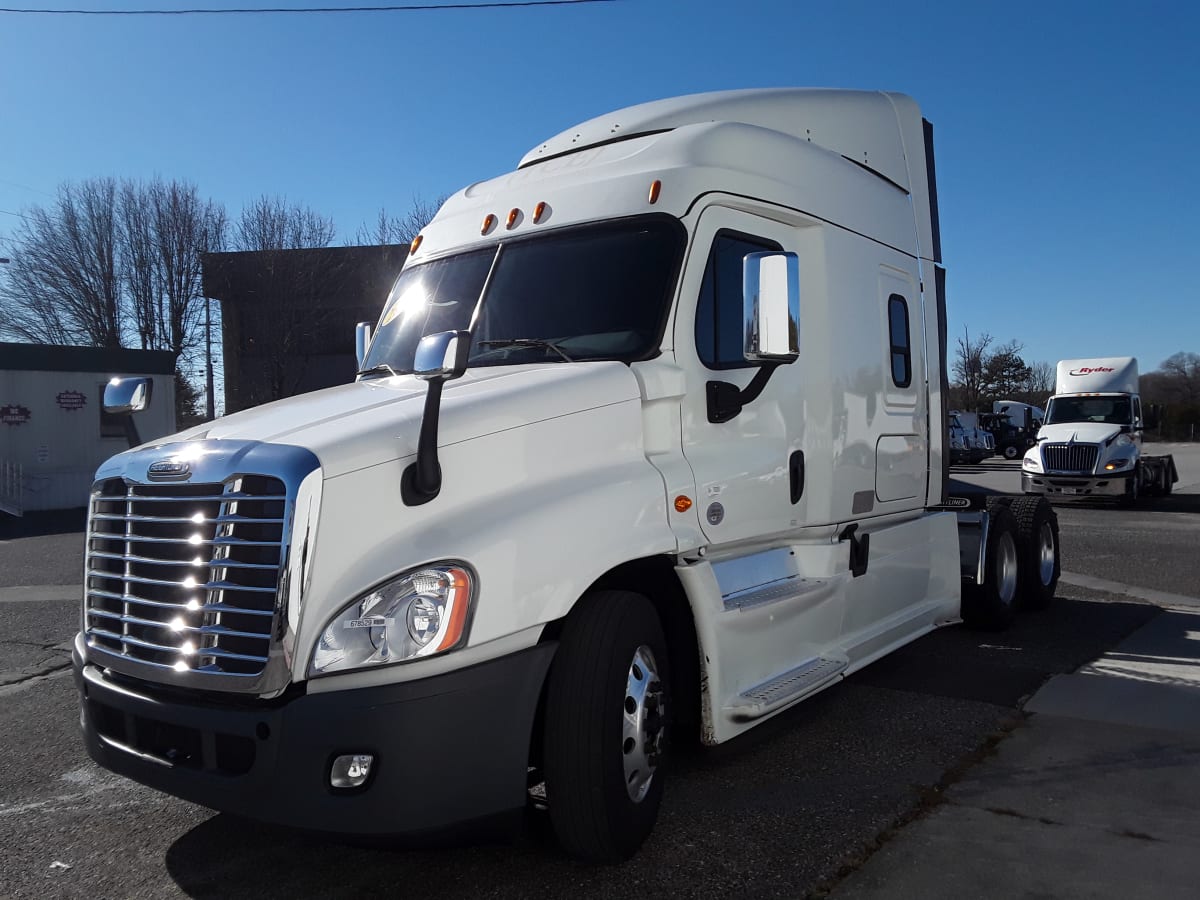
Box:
[74, 89, 1061, 861]
[1022, 357, 1177, 503]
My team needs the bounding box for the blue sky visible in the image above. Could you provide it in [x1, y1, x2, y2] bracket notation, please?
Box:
[1, 0, 1196, 374]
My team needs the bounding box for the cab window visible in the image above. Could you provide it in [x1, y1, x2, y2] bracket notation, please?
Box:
[695, 231, 783, 369]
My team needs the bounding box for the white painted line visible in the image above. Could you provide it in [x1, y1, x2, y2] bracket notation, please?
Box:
[1059, 571, 1200, 609]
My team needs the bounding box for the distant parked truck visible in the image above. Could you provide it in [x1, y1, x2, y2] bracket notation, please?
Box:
[983, 400, 1043, 460]
[948, 410, 993, 463]
[1021, 357, 1177, 504]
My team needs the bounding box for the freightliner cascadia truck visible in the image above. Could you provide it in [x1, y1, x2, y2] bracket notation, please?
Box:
[1022, 357, 1177, 504]
[74, 89, 1061, 861]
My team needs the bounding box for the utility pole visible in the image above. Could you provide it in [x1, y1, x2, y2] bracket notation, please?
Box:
[205, 296, 215, 420]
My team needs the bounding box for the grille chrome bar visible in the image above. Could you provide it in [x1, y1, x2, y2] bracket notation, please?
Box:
[86, 627, 269, 663]
[91, 512, 284, 526]
[88, 550, 278, 571]
[91, 532, 282, 549]
[86, 608, 271, 641]
[106, 492, 287, 504]
[87, 570, 278, 593]
[88, 587, 274, 617]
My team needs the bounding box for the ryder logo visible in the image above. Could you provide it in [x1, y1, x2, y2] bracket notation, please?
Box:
[1070, 367, 1114, 376]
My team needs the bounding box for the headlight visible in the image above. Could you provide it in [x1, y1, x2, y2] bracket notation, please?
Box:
[1104, 458, 1132, 471]
[1022, 454, 1041, 471]
[309, 563, 474, 676]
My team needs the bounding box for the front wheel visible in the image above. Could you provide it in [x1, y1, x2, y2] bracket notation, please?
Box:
[1003, 444, 1020, 460]
[1118, 471, 1141, 507]
[543, 590, 670, 862]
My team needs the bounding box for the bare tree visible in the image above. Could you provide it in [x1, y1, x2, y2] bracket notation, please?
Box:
[0, 179, 123, 347]
[1023, 360, 1055, 397]
[950, 327, 993, 411]
[1158, 351, 1200, 405]
[354, 194, 448, 246]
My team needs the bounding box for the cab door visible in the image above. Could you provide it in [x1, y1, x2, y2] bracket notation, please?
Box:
[676, 206, 802, 549]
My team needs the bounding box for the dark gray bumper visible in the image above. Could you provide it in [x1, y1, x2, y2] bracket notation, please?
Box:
[75, 642, 555, 839]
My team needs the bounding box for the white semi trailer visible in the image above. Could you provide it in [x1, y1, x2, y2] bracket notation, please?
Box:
[1022, 357, 1177, 504]
[73, 89, 1060, 861]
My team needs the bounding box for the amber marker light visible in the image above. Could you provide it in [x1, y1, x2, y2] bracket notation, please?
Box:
[434, 567, 474, 652]
[533, 201, 547, 224]
[506, 208, 521, 229]
[674, 495, 693, 513]
[648, 179, 662, 204]
[409, 234, 423, 254]
[481, 213, 497, 235]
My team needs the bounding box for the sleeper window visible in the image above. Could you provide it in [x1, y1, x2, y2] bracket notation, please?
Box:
[888, 294, 912, 388]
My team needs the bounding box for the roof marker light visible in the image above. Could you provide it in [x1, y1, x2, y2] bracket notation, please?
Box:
[409, 234, 423, 254]
[481, 214, 497, 235]
[507, 208, 521, 229]
[648, 180, 662, 204]
[533, 202, 547, 224]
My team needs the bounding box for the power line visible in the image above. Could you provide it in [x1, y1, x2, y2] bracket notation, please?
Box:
[0, 1, 618, 14]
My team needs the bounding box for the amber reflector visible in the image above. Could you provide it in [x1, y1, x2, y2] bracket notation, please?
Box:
[481, 214, 496, 235]
[673, 495, 692, 513]
[507, 208, 521, 229]
[533, 201, 547, 223]
[648, 180, 662, 204]
[409, 234, 423, 254]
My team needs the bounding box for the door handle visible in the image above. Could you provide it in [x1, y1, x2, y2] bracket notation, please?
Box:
[789, 450, 805, 504]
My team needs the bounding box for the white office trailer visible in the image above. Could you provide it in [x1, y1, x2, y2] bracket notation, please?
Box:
[1022, 357, 1177, 502]
[73, 90, 1061, 861]
[0, 344, 176, 515]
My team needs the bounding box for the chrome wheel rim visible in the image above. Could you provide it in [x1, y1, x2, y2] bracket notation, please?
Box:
[997, 532, 1019, 607]
[622, 645, 665, 803]
[1037, 520, 1056, 585]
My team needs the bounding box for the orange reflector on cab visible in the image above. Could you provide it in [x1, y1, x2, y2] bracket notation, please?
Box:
[409, 234, 423, 254]
[507, 208, 521, 229]
[533, 201, 547, 224]
[648, 179, 662, 204]
[481, 214, 497, 235]
[674, 495, 692, 513]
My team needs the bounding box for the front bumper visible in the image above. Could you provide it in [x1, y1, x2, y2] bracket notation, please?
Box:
[1022, 470, 1132, 498]
[75, 640, 556, 839]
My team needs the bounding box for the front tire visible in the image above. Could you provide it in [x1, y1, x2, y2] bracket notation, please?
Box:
[543, 590, 670, 862]
[1008, 496, 1060, 609]
[1118, 471, 1141, 507]
[1003, 444, 1020, 460]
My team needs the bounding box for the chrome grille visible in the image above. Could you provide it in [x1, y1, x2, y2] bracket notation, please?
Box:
[85, 476, 287, 677]
[1042, 443, 1099, 473]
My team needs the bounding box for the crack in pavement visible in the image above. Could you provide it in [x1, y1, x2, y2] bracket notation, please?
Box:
[0, 661, 73, 694]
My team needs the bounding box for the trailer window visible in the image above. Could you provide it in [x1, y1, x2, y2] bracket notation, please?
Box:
[695, 231, 783, 370]
[887, 294, 912, 388]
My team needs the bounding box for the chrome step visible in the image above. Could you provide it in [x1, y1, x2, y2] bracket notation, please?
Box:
[725, 657, 847, 721]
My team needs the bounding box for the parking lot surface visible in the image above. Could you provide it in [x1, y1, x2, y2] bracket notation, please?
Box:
[1, 444, 1197, 898]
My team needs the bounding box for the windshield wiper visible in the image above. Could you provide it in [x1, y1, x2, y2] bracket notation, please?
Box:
[475, 339, 575, 362]
[357, 363, 400, 379]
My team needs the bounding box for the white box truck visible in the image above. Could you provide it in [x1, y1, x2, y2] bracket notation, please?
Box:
[1021, 357, 1177, 503]
[73, 89, 1061, 861]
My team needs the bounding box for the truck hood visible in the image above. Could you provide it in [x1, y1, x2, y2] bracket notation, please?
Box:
[166, 363, 641, 479]
[1036, 422, 1122, 446]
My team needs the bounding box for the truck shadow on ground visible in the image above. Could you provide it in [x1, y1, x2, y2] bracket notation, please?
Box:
[1049, 492, 1200, 515]
[162, 597, 1158, 900]
[0, 507, 86, 539]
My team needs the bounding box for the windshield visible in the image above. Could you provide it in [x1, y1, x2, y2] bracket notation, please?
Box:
[1045, 396, 1132, 426]
[361, 216, 685, 374]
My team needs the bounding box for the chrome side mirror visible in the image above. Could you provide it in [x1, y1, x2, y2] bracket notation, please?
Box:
[743, 251, 800, 363]
[355, 322, 373, 370]
[104, 377, 152, 414]
[414, 331, 471, 382]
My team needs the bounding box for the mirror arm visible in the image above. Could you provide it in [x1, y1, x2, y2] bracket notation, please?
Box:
[401, 379, 445, 506]
[123, 418, 142, 450]
[706, 362, 783, 424]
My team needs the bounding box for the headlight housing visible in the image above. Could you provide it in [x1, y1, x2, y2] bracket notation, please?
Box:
[309, 563, 474, 676]
[1104, 458, 1133, 471]
[1022, 453, 1042, 471]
